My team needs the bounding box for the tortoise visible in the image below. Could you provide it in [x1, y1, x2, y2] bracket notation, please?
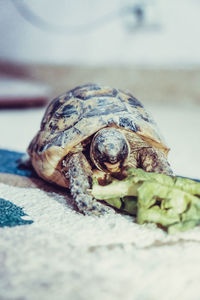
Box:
[28, 83, 172, 215]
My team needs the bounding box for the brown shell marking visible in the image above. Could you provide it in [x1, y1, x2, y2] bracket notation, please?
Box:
[28, 83, 169, 187]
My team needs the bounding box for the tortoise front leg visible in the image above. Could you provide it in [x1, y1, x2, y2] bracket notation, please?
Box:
[138, 147, 173, 175]
[63, 152, 112, 216]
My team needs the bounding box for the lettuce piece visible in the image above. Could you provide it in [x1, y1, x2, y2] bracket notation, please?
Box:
[92, 175, 139, 200]
[137, 174, 200, 232]
[122, 196, 138, 215]
[102, 196, 137, 215]
[102, 197, 122, 210]
[92, 169, 200, 233]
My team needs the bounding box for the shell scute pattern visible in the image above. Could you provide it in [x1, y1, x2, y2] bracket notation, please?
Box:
[118, 89, 143, 108]
[127, 95, 143, 108]
[27, 84, 171, 188]
[40, 97, 64, 132]
[71, 83, 101, 94]
[54, 98, 81, 126]
[73, 84, 118, 101]
[56, 103, 77, 118]
[64, 92, 72, 101]
[85, 98, 124, 118]
[118, 92, 151, 124]
[73, 84, 102, 100]
[30, 84, 166, 159]
[119, 116, 138, 132]
[49, 121, 58, 133]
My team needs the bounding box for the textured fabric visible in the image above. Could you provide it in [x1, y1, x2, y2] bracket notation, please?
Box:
[1, 183, 200, 300]
[1, 149, 200, 300]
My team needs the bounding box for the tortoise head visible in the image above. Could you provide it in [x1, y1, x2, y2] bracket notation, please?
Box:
[90, 127, 130, 173]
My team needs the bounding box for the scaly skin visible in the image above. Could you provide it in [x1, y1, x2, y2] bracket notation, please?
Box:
[138, 147, 173, 175]
[64, 152, 113, 216]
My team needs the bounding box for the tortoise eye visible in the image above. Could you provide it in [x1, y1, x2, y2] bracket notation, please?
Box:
[122, 143, 128, 154]
[94, 147, 106, 161]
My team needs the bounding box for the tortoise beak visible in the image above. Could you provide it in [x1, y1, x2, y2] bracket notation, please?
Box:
[104, 161, 120, 173]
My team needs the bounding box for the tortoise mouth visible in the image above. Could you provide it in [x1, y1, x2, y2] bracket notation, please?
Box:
[104, 161, 121, 173]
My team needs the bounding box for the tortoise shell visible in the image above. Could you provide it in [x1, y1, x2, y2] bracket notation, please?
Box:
[28, 83, 169, 187]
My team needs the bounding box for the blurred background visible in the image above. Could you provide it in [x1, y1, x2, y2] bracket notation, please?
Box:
[0, 0, 200, 178]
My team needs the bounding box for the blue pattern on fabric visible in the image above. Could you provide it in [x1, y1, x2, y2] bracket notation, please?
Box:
[0, 149, 36, 177]
[0, 198, 33, 227]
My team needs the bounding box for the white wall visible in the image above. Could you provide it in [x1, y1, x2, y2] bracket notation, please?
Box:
[0, 0, 200, 66]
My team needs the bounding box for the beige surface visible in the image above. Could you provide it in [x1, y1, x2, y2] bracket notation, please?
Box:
[1, 181, 200, 300]
[1, 61, 200, 105]
[0, 173, 66, 193]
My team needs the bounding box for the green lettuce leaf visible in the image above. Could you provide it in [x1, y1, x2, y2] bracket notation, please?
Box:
[92, 169, 200, 233]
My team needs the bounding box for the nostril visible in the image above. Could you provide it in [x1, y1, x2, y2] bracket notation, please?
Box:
[109, 157, 118, 164]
